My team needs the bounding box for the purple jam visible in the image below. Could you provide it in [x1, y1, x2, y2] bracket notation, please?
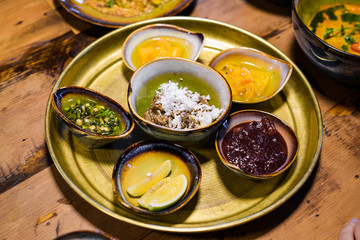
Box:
[221, 117, 288, 176]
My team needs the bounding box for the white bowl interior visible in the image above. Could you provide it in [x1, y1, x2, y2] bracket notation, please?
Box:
[210, 48, 292, 97]
[123, 25, 204, 70]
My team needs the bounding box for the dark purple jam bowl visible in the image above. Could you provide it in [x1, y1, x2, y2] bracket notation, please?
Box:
[215, 110, 299, 179]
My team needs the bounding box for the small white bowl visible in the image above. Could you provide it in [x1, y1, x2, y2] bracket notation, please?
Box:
[122, 23, 205, 71]
[209, 47, 292, 104]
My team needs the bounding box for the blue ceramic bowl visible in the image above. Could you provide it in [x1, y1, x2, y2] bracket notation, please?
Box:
[127, 58, 232, 143]
[292, 0, 360, 85]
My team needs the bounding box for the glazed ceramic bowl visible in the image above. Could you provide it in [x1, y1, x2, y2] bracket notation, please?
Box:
[209, 47, 292, 104]
[58, 0, 193, 28]
[127, 58, 232, 143]
[51, 86, 134, 148]
[268, 0, 291, 6]
[292, 0, 360, 84]
[122, 23, 205, 71]
[215, 110, 299, 179]
[54, 230, 115, 240]
[112, 140, 201, 215]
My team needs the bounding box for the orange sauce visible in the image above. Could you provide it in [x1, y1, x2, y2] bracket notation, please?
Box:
[213, 55, 281, 103]
[131, 36, 192, 69]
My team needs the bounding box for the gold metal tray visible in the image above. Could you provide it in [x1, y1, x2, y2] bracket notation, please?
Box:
[45, 16, 323, 232]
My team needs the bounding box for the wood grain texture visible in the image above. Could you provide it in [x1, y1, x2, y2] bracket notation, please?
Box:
[0, 31, 98, 192]
[0, 0, 359, 239]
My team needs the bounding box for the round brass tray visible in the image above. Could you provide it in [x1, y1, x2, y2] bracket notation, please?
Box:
[45, 16, 323, 232]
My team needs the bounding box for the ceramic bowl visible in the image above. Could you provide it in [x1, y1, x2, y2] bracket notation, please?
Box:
[127, 57, 232, 143]
[51, 86, 134, 148]
[267, 0, 291, 6]
[215, 110, 299, 179]
[292, 0, 360, 85]
[58, 0, 193, 28]
[112, 140, 201, 215]
[122, 23, 205, 71]
[209, 47, 292, 104]
[54, 230, 115, 240]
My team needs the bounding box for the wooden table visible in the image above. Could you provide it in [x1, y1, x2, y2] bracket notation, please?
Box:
[1, 0, 359, 239]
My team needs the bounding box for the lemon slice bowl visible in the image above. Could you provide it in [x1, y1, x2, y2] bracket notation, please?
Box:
[112, 140, 201, 215]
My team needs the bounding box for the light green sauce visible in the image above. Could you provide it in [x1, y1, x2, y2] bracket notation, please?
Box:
[135, 72, 222, 117]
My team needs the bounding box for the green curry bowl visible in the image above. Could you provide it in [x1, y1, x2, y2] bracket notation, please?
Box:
[215, 110, 299, 180]
[127, 58, 232, 144]
[51, 86, 135, 148]
[292, 0, 360, 84]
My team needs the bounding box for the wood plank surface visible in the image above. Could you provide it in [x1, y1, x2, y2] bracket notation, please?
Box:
[1, 0, 359, 239]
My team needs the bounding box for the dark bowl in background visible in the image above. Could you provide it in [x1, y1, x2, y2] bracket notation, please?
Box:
[292, 0, 360, 85]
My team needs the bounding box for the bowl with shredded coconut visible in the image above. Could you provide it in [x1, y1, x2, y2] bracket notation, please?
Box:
[128, 58, 232, 143]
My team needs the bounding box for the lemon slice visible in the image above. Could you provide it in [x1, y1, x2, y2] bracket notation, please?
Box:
[146, 174, 188, 211]
[138, 177, 171, 209]
[126, 160, 172, 197]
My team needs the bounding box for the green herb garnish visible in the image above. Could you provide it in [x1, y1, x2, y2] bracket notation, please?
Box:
[324, 28, 334, 39]
[341, 25, 346, 36]
[341, 13, 360, 24]
[106, 0, 114, 8]
[63, 99, 123, 136]
[345, 35, 355, 44]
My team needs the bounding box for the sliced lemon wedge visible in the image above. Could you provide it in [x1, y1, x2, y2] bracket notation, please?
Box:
[126, 160, 172, 197]
[141, 174, 188, 211]
[138, 177, 171, 209]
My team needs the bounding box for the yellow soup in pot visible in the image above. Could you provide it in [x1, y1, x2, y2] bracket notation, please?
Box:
[308, 3, 360, 56]
[131, 36, 192, 69]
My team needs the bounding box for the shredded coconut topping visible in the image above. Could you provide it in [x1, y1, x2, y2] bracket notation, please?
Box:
[144, 80, 224, 129]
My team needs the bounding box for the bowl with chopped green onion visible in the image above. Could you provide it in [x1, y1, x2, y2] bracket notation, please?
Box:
[51, 86, 135, 148]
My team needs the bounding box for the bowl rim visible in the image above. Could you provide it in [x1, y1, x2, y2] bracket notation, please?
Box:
[215, 109, 299, 179]
[208, 47, 293, 104]
[112, 139, 202, 215]
[292, 0, 360, 60]
[127, 57, 232, 133]
[54, 230, 115, 240]
[51, 85, 135, 139]
[121, 23, 205, 71]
